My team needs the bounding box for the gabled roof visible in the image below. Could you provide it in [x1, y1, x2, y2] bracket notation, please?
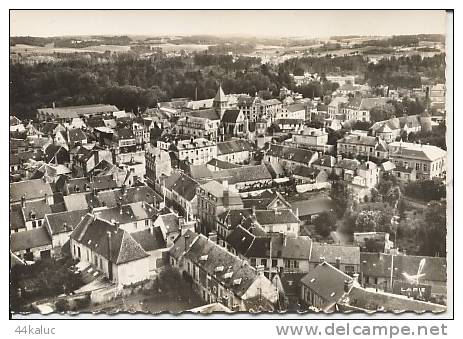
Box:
[388, 142, 446, 161]
[180, 232, 264, 298]
[214, 85, 227, 102]
[10, 179, 53, 203]
[254, 209, 300, 225]
[344, 286, 445, 313]
[212, 164, 272, 185]
[97, 186, 159, 208]
[93, 202, 157, 225]
[171, 173, 199, 201]
[169, 229, 200, 260]
[286, 103, 307, 112]
[158, 213, 180, 235]
[44, 209, 88, 235]
[266, 144, 316, 164]
[217, 139, 256, 155]
[310, 242, 360, 266]
[300, 262, 353, 308]
[130, 227, 167, 252]
[21, 199, 52, 222]
[10, 227, 52, 253]
[63, 192, 99, 212]
[70, 215, 149, 265]
[188, 109, 220, 121]
[221, 109, 242, 124]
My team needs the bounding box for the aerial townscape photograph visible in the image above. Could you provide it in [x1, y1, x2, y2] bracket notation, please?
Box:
[8, 9, 452, 319]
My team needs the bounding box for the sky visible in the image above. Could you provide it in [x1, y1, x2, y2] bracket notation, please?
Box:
[10, 10, 448, 38]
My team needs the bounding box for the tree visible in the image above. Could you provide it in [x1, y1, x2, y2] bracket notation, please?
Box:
[369, 103, 396, 123]
[314, 211, 337, 237]
[405, 179, 446, 202]
[355, 210, 381, 232]
[418, 200, 446, 256]
[329, 180, 351, 217]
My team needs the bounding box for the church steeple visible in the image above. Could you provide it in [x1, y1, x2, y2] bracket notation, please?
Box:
[213, 85, 228, 118]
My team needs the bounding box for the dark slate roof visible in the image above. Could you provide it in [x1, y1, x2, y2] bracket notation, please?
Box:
[116, 128, 135, 140]
[10, 227, 52, 252]
[312, 155, 336, 168]
[10, 151, 38, 166]
[345, 286, 446, 313]
[44, 209, 88, 235]
[131, 227, 167, 252]
[292, 166, 320, 179]
[10, 179, 53, 203]
[300, 262, 352, 308]
[93, 202, 157, 225]
[310, 242, 360, 266]
[21, 199, 52, 222]
[181, 232, 263, 298]
[97, 186, 159, 208]
[41, 122, 60, 135]
[218, 208, 253, 228]
[212, 164, 272, 185]
[216, 139, 257, 155]
[44, 144, 69, 163]
[266, 144, 316, 164]
[254, 209, 300, 225]
[171, 173, 199, 202]
[70, 215, 148, 265]
[10, 203, 26, 231]
[169, 229, 200, 260]
[286, 103, 307, 112]
[226, 225, 255, 256]
[158, 213, 180, 234]
[187, 109, 220, 121]
[67, 128, 87, 143]
[221, 109, 242, 124]
[207, 158, 242, 170]
[65, 175, 117, 194]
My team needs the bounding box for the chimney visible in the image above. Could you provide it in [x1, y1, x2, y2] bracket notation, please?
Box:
[344, 279, 353, 293]
[256, 265, 265, 277]
[208, 232, 218, 243]
[335, 257, 341, 269]
[337, 154, 342, 163]
[21, 195, 26, 208]
[252, 205, 256, 216]
[107, 231, 113, 280]
[114, 221, 120, 228]
[52, 101, 55, 109]
[184, 234, 190, 251]
[353, 273, 359, 284]
[179, 217, 185, 231]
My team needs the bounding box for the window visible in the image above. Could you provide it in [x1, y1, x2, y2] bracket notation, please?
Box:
[38, 220, 42, 227]
[423, 164, 428, 172]
[145, 219, 149, 227]
[32, 221, 36, 228]
[261, 259, 267, 268]
[416, 163, 420, 170]
[285, 260, 291, 268]
[293, 260, 299, 269]
[250, 258, 256, 266]
[272, 259, 278, 267]
[133, 222, 137, 229]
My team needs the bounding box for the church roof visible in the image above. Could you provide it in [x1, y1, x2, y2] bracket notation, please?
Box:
[214, 85, 227, 102]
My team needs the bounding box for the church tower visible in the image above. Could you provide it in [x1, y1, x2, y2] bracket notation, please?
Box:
[213, 85, 228, 119]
